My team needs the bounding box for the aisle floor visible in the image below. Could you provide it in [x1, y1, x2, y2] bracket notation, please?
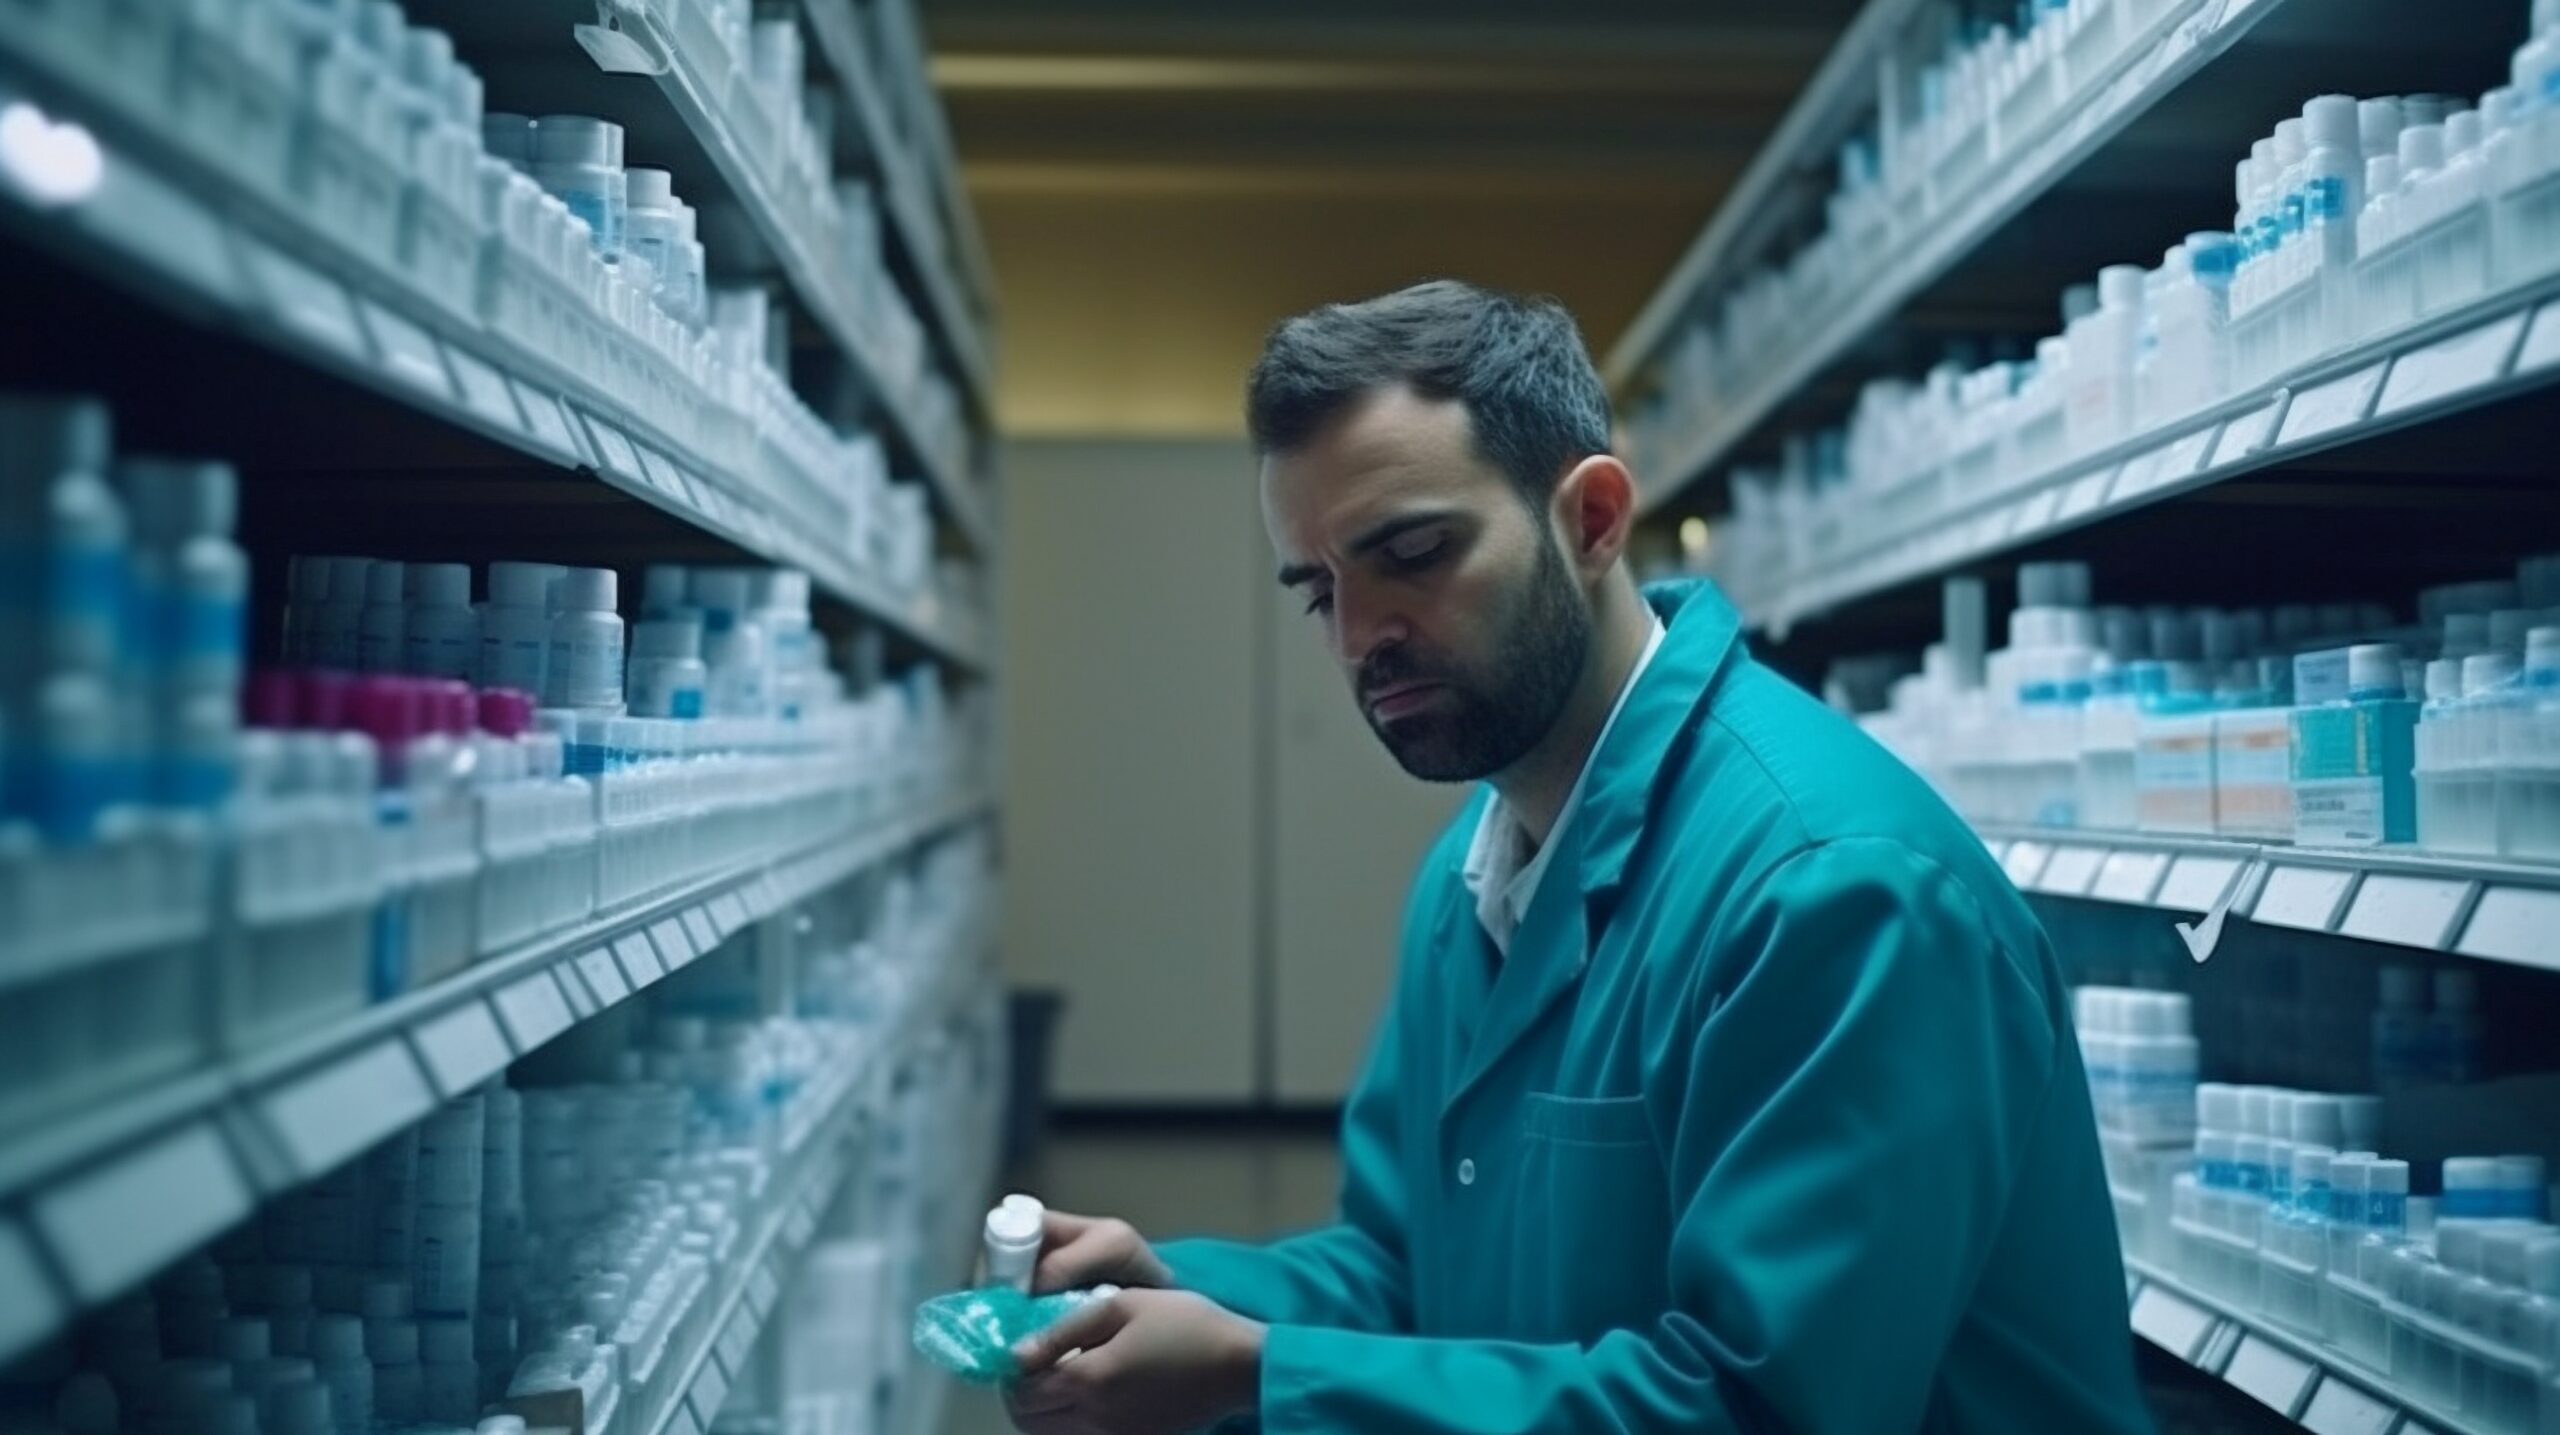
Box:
[939, 1120, 1341, 1435]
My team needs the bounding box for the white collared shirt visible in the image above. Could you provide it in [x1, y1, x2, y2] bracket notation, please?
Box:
[1460, 616, 1667, 958]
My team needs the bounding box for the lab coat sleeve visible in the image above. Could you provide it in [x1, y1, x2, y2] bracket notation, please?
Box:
[1253, 837, 2060, 1435]
[1157, 1009, 1414, 1334]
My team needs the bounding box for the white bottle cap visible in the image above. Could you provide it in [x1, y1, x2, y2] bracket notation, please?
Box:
[689, 568, 751, 617]
[365, 560, 408, 605]
[120, 457, 239, 541]
[290, 555, 343, 601]
[532, 115, 619, 167]
[224, 1317, 273, 1363]
[2435, 966, 2478, 1009]
[411, 562, 471, 608]
[2237, 1085, 2272, 1135]
[2483, 87, 2521, 132]
[311, 1314, 365, 1363]
[2234, 157, 2254, 207]
[487, 560, 562, 609]
[2336, 1096, 2383, 1151]
[2197, 1083, 2240, 1132]
[640, 563, 691, 613]
[211, 1392, 261, 1435]
[2274, 117, 2306, 165]
[556, 566, 618, 613]
[2347, 643, 2403, 696]
[2463, 652, 2519, 696]
[2446, 109, 2482, 156]
[2367, 154, 2400, 199]
[478, 1419, 530, 1435]
[2425, 658, 2462, 701]
[369, 1318, 419, 1365]
[627, 166, 674, 210]
[404, 27, 455, 91]
[263, 1380, 335, 1435]
[2525, 1235, 2560, 1299]
[327, 556, 376, 603]
[632, 616, 703, 661]
[2371, 1158, 2411, 1196]
[2098, 264, 2144, 309]
[2528, 626, 2560, 671]
[2399, 123, 2445, 175]
[2359, 97, 2403, 156]
[2294, 1147, 2334, 1188]
[420, 1315, 473, 1364]
[2303, 94, 2357, 149]
[2489, 608, 2535, 652]
[363, 1279, 413, 1321]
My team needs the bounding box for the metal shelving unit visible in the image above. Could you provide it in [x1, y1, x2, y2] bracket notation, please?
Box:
[0, 788, 993, 1364]
[2127, 1258, 2483, 1435]
[1984, 824, 2560, 971]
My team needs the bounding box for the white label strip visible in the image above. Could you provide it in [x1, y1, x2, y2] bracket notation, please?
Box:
[2036, 846, 2107, 897]
[2215, 395, 2287, 464]
[2129, 1283, 2217, 1363]
[2339, 875, 2479, 951]
[689, 1360, 730, 1426]
[2300, 1373, 2399, 1435]
[575, 947, 633, 1007]
[492, 969, 575, 1051]
[2090, 850, 2173, 905]
[2454, 884, 2560, 970]
[443, 345, 526, 436]
[0, 1218, 64, 1364]
[2514, 299, 2560, 376]
[557, 962, 600, 1018]
[652, 917, 699, 969]
[2377, 310, 2528, 417]
[31, 1123, 251, 1303]
[2003, 841, 2054, 889]
[2275, 363, 2387, 449]
[237, 237, 365, 359]
[2157, 855, 2246, 914]
[614, 932, 667, 989]
[746, 1268, 782, 1318]
[2251, 865, 2359, 934]
[714, 892, 753, 932]
[410, 999, 512, 1096]
[580, 411, 645, 480]
[259, 1041, 435, 1179]
[2058, 467, 2118, 522]
[509, 381, 586, 463]
[666, 1401, 703, 1435]
[2223, 1333, 2317, 1417]
[356, 300, 455, 400]
[683, 907, 721, 953]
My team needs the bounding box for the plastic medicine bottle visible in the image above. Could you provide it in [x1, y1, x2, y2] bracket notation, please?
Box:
[480, 562, 562, 696]
[530, 116, 625, 263]
[545, 567, 626, 711]
[405, 563, 479, 680]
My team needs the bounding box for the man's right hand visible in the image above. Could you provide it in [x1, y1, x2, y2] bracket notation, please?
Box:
[1034, 1209, 1175, 1293]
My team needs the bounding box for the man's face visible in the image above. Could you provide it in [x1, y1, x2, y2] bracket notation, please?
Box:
[1263, 386, 1592, 782]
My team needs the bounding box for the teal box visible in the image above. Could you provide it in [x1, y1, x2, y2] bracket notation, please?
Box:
[2289, 698, 2418, 846]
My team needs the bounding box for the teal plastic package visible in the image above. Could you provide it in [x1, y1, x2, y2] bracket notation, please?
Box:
[912, 1284, 1121, 1384]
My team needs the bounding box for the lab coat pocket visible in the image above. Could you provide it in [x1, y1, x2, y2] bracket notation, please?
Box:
[1517, 1092, 1671, 1341]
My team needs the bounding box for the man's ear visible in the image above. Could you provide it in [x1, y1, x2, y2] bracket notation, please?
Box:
[1552, 454, 1636, 579]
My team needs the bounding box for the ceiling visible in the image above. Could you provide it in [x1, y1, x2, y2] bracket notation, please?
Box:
[920, 0, 1862, 437]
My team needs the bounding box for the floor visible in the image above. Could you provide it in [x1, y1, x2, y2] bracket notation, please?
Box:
[938, 1119, 1341, 1435]
[935, 1119, 2268, 1435]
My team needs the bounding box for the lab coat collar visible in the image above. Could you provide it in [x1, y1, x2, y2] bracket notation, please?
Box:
[1438, 578, 1743, 1114]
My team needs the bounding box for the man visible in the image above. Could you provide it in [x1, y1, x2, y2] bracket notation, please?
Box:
[1002, 280, 2154, 1435]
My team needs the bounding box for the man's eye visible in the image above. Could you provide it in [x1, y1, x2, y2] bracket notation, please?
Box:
[1303, 590, 1334, 616]
[1385, 531, 1445, 567]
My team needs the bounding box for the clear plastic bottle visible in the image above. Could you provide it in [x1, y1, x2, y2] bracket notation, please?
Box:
[628, 616, 707, 720]
[530, 115, 625, 263]
[2428, 968, 2485, 1085]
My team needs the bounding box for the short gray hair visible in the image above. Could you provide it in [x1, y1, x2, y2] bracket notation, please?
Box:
[1245, 280, 1613, 505]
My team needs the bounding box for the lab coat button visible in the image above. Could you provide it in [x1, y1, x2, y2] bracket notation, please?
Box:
[1456, 1158, 1476, 1186]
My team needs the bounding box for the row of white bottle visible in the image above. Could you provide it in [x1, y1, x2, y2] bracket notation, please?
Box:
[1688, 3, 2560, 620]
[3, 0, 975, 604]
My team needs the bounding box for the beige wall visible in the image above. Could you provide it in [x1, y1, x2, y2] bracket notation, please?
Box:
[999, 438, 1460, 1105]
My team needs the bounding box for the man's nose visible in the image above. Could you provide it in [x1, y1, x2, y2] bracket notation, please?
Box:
[1332, 581, 1410, 671]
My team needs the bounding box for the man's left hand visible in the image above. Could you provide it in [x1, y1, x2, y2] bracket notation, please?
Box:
[1003, 1288, 1265, 1435]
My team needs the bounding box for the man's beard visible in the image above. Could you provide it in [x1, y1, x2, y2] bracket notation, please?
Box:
[1357, 540, 1592, 782]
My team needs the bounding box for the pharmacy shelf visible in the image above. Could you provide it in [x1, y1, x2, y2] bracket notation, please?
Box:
[1746, 271, 2560, 638]
[613, 927, 992, 1435]
[793, 0, 998, 422]
[0, 785, 994, 1365]
[453, 0, 998, 552]
[0, 43, 990, 672]
[1610, 0, 2515, 518]
[1982, 824, 2560, 972]
[2127, 1256, 2484, 1435]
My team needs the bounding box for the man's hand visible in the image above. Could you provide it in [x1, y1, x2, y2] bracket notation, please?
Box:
[1032, 1210, 1175, 1294]
[1003, 1288, 1264, 1435]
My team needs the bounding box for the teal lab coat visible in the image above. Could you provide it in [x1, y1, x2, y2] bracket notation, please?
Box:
[1161, 580, 2153, 1435]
